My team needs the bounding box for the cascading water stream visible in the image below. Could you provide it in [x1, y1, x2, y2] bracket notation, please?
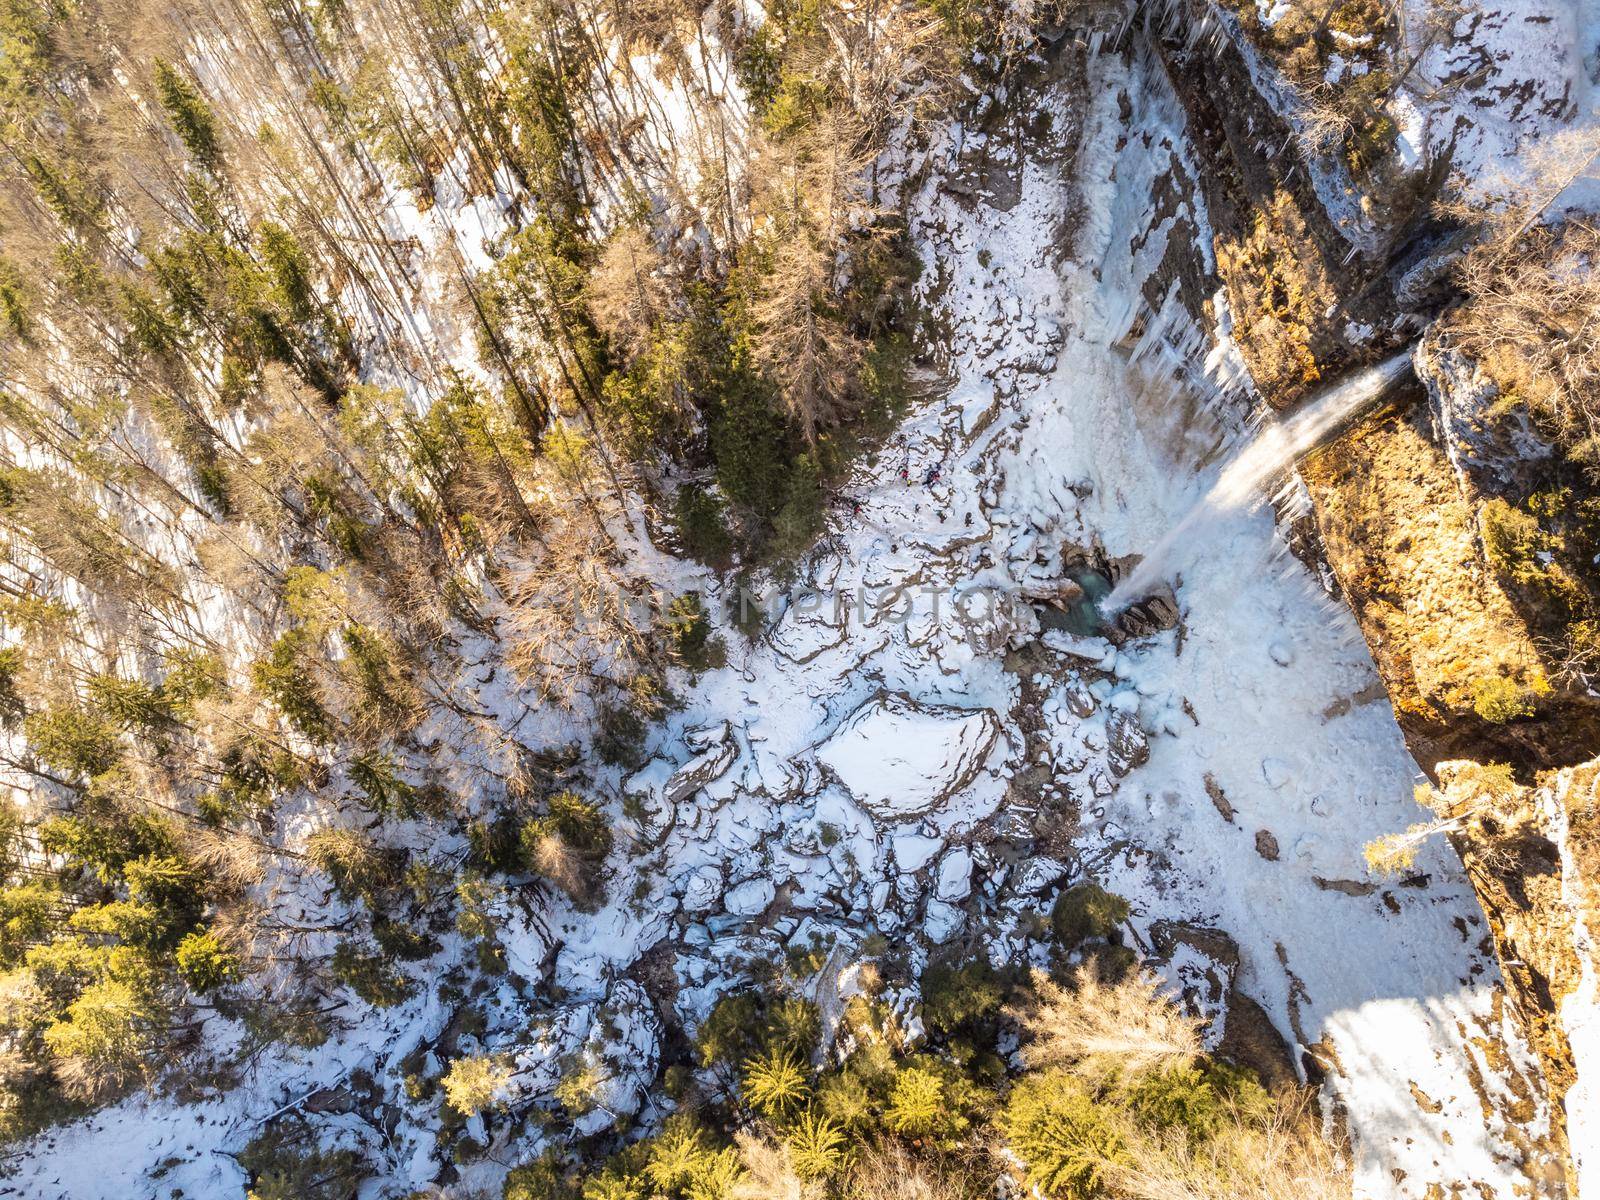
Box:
[1104, 351, 1414, 613]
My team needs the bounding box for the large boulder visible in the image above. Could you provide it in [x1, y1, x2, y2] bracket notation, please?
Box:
[813, 693, 1001, 822]
[1106, 708, 1150, 777]
[622, 725, 740, 842]
[665, 730, 738, 806]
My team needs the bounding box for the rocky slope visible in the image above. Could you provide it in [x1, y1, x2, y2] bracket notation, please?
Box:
[1133, 0, 1600, 1189]
[1, 3, 1593, 1196]
[5, 20, 1566, 1198]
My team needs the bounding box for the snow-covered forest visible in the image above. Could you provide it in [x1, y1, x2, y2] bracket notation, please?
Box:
[0, 0, 1597, 1197]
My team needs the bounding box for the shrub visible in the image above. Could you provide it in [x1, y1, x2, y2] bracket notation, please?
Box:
[1362, 822, 1437, 876]
[1451, 224, 1600, 487]
[555, 1060, 603, 1116]
[42, 973, 165, 1101]
[152, 59, 221, 170]
[784, 1109, 849, 1179]
[329, 941, 410, 1007]
[639, 1120, 742, 1200]
[742, 1049, 810, 1119]
[1454, 760, 1520, 801]
[770, 453, 826, 563]
[883, 1065, 945, 1138]
[0, 645, 24, 729]
[441, 1053, 514, 1116]
[348, 751, 418, 816]
[465, 815, 522, 876]
[1119, 1061, 1269, 1142]
[1050, 883, 1130, 950]
[0, 881, 56, 967]
[1471, 673, 1541, 723]
[520, 792, 613, 907]
[709, 346, 792, 523]
[1001, 1069, 1129, 1200]
[920, 956, 1006, 1036]
[372, 914, 438, 962]
[596, 701, 649, 769]
[307, 828, 401, 901]
[251, 627, 333, 743]
[1077, 943, 1137, 985]
[1480, 498, 1552, 590]
[697, 992, 820, 1073]
[675, 486, 733, 567]
[238, 1124, 368, 1200]
[816, 1064, 875, 1131]
[882, 1060, 975, 1146]
[664, 593, 725, 672]
[22, 706, 121, 779]
[1568, 619, 1600, 674]
[504, 1151, 580, 1200]
[86, 674, 171, 732]
[1200, 1060, 1271, 1122]
[175, 930, 242, 993]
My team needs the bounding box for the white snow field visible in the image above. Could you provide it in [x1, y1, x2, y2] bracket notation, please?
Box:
[3, 41, 1558, 1200]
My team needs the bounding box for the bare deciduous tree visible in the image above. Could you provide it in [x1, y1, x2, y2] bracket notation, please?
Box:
[1009, 964, 1203, 1078]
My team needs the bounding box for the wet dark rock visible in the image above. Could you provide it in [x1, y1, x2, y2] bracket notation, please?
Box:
[1106, 709, 1150, 776]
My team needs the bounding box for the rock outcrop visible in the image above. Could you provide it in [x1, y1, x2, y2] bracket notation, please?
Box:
[1423, 762, 1600, 1173]
[812, 692, 1002, 823]
[1141, 1, 1600, 1184]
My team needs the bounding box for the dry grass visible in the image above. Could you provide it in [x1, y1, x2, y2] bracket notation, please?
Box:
[838, 1141, 985, 1200]
[732, 1131, 983, 1200]
[522, 829, 589, 903]
[732, 1131, 816, 1200]
[1447, 219, 1600, 470]
[1105, 1092, 1350, 1200]
[1010, 965, 1202, 1079]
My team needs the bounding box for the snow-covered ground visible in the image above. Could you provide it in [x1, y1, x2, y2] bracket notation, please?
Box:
[2, 37, 1557, 1200]
[891, 48, 1551, 1195]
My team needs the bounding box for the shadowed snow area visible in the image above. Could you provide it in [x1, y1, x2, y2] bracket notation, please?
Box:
[5, 45, 1554, 1200]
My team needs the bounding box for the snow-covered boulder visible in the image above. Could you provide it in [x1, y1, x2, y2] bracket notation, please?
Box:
[678, 863, 724, 913]
[813, 693, 1001, 822]
[893, 831, 944, 872]
[935, 847, 974, 902]
[622, 730, 740, 843]
[622, 759, 677, 842]
[506, 979, 660, 1130]
[1011, 855, 1071, 896]
[664, 737, 739, 805]
[923, 898, 963, 942]
[684, 720, 731, 752]
[724, 877, 775, 916]
[568, 981, 661, 1135]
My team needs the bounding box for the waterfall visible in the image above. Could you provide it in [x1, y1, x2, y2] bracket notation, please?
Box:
[1104, 351, 1414, 613]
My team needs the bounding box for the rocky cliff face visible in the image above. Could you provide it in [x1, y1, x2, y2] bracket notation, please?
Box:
[1142, 0, 1600, 1187]
[1301, 337, 1600, 1191]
